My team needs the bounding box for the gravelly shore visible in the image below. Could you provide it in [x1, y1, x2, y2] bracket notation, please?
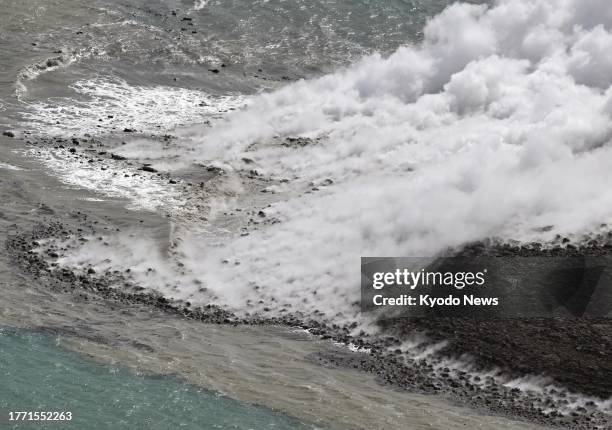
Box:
[5, 218, 611, 430]
[4, 2, 612, 429]
[0, 133, 609, 429]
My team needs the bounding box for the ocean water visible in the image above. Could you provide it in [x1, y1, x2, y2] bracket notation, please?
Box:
[5, 0, 612, 325]
[165, 0, 612, 323]
[0, 0, 480, 325]
[0, 252, 547, 430]
[0, 328, 314, 430]
[1, 0, 612, 428]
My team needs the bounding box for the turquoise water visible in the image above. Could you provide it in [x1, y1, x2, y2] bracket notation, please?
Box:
[0, 328, 317, 430]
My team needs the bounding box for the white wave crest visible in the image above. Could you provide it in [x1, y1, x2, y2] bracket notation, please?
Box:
[21, 77, 245, 136]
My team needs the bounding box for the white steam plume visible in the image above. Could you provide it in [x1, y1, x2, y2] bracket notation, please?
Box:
[65, 0, 612, 322]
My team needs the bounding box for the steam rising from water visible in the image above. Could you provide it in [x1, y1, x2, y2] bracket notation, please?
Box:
[162, 0, 612, 318]
[18, 0, 612, 420]
[40, 0, 612, 323]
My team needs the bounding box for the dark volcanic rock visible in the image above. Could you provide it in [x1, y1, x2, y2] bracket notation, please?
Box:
[6, 219, 611, 429]
[379, 240, 612, 399]
[139, 165, 157, 173]
[380, 316, 612, 399]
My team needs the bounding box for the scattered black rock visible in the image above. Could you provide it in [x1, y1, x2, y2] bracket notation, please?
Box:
[139, 165, 157, 173]
[6, 216, 612, 430]
[3, 131, 15, 138]
[46, 58, 60, 67]
[282, 136, 316, 148]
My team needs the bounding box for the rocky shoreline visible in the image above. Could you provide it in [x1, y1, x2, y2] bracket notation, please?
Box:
[0, 131, 609, 429]
[378, 241, 612, 401]
[6, 215, 611, 430]
[3, 2, 611, 429]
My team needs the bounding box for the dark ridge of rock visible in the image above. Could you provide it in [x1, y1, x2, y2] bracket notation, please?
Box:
[378, 240, 612, 399]
[139, 165, 157, 173]
[281, 137, 315, 148]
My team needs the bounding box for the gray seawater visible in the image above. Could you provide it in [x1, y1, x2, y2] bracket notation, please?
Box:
[0, 0, 551, 429]
[0, 0, 487, 130]
[0, 0, 459, 108]
[0, 328, 312, 430]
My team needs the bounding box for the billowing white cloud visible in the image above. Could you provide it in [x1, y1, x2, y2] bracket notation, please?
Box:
[60, 0, 612, 321]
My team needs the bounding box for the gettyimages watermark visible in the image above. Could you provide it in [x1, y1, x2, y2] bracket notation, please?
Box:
[361, 257, 612, 319]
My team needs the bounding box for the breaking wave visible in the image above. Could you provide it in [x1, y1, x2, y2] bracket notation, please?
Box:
[15, 53, 80, 100]
[20, 77, 245, 136]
